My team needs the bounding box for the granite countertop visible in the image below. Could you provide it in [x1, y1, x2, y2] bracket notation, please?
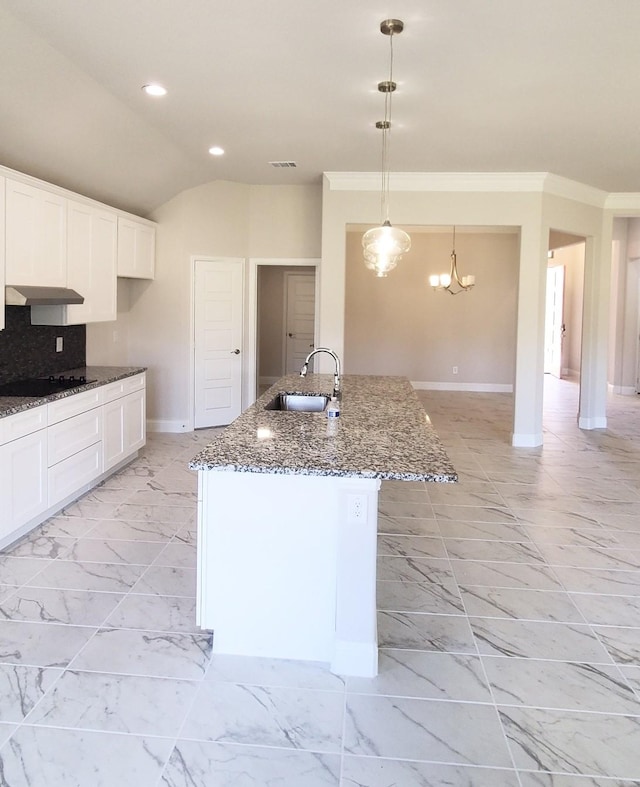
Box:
[190, 373, 457, 482]
[0, 366, 147, 419]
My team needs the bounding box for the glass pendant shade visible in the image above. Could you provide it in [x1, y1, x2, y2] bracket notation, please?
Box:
[362, 220, 411, 258]
[363, 248, 400, 277]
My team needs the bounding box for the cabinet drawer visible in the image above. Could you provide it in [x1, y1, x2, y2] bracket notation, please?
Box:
[48, 442, 102, 508]
[0, 406, 47, 445]
[48, 408, 102, 466]
[102, 373, 145, 403]
[48, 388, 102, 425]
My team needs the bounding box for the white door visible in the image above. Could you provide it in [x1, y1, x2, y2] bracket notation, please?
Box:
[544, 265, 565, 378]
[194, 259, 244, 428]
[284, 272, 316, 374]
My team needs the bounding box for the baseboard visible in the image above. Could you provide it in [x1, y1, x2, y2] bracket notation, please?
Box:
[412, 381, 513, 393]
[578, 416, 607, 429]
[511, 432, 543, 447]
[147, 419, 192, 433]
[608, 383, 638, 396]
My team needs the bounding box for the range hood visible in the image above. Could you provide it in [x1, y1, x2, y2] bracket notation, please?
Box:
[5, 286, 84, 306]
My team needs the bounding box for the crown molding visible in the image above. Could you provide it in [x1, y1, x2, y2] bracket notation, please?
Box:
[324, 171, 609, 206]
[604, 192, 640, 212]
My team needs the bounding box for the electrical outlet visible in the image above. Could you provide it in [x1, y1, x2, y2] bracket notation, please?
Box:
[452, 366, 458, 374]
[56, 337, 63, 353]
[347, 494, 367, 524]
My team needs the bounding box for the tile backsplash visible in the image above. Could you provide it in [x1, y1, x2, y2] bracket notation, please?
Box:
[0, 307, 85, 385]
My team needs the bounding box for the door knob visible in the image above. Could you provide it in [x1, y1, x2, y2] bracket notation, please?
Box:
[231, 349, 240, 355]
[288, 333, 294, 337]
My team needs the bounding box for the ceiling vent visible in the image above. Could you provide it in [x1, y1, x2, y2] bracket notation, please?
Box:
[269, 161, 297, 168]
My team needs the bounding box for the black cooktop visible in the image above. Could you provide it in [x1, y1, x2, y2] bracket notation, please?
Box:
[0, 375, 97, 397]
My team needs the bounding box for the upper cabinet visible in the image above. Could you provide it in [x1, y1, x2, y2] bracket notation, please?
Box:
[117, 217, 155, 279]
[0, 176, 5, 331]
[30, 200, 118, 326]
[5, 179, 67, 287]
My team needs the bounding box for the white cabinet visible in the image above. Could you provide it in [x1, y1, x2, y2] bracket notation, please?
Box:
[0, 175, 5, 331]
[117, 217, 155, 279]
[0, 410, 48, 540]
[103, 374, 146, 471]
[31, 201, 118, 326]
[5, 179, 67, 287]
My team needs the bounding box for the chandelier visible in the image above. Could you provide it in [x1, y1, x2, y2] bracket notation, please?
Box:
[429, 227, 475, 295]
[362, 19, 411, 278]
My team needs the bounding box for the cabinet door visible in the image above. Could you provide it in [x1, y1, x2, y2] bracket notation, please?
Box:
[117, 218, 155, 279]
[0, 175, 5, 331]
[124, 388, 146, 453]
[0, 430, 48, 539]
[103, 396, 126, 471]
[65, 201, 117, 323]
[5, 179, 66, 286]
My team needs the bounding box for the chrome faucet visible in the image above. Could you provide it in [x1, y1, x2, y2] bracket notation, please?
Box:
[300, 347, 341, 398]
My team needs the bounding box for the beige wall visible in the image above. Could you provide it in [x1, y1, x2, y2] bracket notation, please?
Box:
[86, 180, 322, 429]
[345, 229, 519, 386]
[555, 243, 585, 376]
[609, 217, 640, 392]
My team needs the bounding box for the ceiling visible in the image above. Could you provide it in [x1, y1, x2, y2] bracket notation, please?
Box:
[1, 1, 639, 217]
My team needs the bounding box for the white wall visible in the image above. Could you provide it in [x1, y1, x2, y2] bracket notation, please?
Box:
[609, 217, 640, 392]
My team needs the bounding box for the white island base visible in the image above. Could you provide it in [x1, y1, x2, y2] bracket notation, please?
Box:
[196, 470, 381, 677]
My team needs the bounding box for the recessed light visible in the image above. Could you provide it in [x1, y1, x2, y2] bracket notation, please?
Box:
[142, 83, 167, 97]
[208, 146, 225, 156]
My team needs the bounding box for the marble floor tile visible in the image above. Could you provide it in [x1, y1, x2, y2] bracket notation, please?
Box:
[618, 665, 640, 695]
[341, 757, 521, 787]
[517, 773, 640, 787]
[427, 485, 506, 507]
[161, 741, 341, 787]
[63, 537, 166, 565]
[434, 504, 518, 523]
[180, 681, 344, 752]
[376, 514, 439, 536]
[469, 618, 614, 662]
[377, 500, 435, 519]
[377, 578, 464, 614]
[60, 500, 120, 519]
[204, 654, 345, 691]
[459, 585, 585, 623]
[444, 538, 545, 564]
[483, 656, 640, 714]
[569, 593, 640, 627]
[450, 558, 564, 590]
[30, 515, 95, 538]
[82, 518, 180, 541]
[0, 557, 52, 586]
[0, 587, 123, 626]
[500, 706, 640, 779]
[152, 541, 197, 568]
[69, 627, 212, 679]
[25, 670, 198, 736]
[592, 626, 640, 666]
[347, 648, 492, 702]
[377, 533, 447, 559]
[0, 726, 173, 787]
[131, 565, 196, 597]
[112, 502, 195, 525]
[7, 535, 75, 560]
[552, 565, 640, 596]
[376, 555, 452, 584]
[344, 694, 512, 766]
[25, 559, 145, 593]
[0, 620, 95, 668]
[512, 508, 602, 528]
[0, 664, 61, 722]
[103, 593, 199, 633]
[437, 519, 531, 542]
[524, 526, 621, 548]
[378, 611, 477, 652]
[534, 543, 640, 571]
[124, 488, 198, 506]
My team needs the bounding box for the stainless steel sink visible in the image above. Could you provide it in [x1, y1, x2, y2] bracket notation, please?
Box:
[265, 392, 330, 412]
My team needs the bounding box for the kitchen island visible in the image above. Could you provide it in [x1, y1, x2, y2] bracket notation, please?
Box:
[190, 374, 456, 676]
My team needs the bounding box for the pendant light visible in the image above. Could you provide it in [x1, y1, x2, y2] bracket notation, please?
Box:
[429, 227, 476, 295]
[362, 19, 411, 278]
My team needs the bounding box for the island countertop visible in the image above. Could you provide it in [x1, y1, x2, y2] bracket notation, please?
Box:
[190, 373, 457, 482]
[0, 366, 147, 419]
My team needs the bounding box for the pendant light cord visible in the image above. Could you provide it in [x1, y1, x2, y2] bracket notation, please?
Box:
[380, 31, 395, 224]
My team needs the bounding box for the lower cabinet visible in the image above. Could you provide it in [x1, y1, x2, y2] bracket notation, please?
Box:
[0, 372, 146, 549]
[0, 429, 48, 541]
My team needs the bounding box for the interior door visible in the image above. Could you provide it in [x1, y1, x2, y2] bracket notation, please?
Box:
[194, 259, 244, 428]
[544, 265, 565, 378]
[284, 272, 316, 374]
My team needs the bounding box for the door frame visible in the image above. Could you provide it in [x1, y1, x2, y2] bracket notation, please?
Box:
[282, 270, 316, 377]
[189, 256, 245, 431]
[247, 258, 320, 407]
